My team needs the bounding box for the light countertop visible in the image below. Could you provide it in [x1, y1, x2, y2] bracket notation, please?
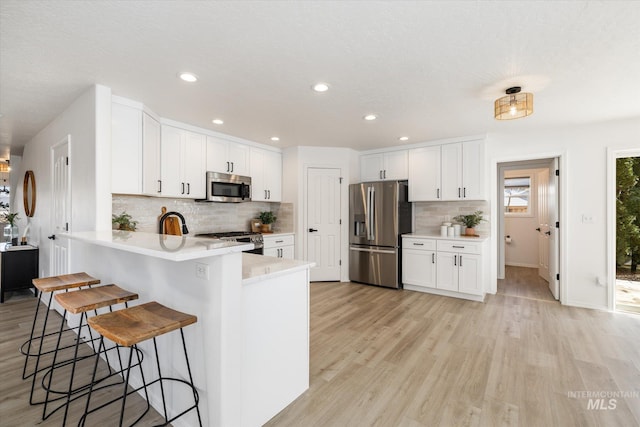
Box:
[262, 232, 294, 237]
[404, 233, 489, 242]
[60, 231, 252, 261]
[242, 253, 314, 285]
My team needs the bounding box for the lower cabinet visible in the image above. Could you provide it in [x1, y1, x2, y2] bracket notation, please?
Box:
[402, 236, 486, 301]
[263, 234, 294, 259]
[1, 245, 39, 303]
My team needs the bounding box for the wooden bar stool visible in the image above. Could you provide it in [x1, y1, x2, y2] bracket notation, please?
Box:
[39, 284, 139, 424]
[21, 272, 100, 405]
[79, 302, 202, 427]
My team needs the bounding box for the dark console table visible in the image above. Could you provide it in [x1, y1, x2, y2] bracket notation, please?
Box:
[0, 244, 39, 303]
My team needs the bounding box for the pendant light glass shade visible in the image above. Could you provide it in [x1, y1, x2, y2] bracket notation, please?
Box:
[494, 87, 533, 120]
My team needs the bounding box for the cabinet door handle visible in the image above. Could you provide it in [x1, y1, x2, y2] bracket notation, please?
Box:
[268, 190, 271, 199]
[452, 245, 465, 248]
[264, 190, 268, 199]
[181, 182, 185, 194]
[158, 180, 162, 193]
[275, 240, 283, 243]
[384, 170, 387, 179]
[231, 162, 234, 173]
[437, 188, 440, 199]
[413, 242, 424, 246]
[48, 235, 56, 240]
[454, 255, 457, 266]
[379, 170, 383, 179]
[458, 187, 461, 198]
[432, 253, 435, 263]
[459, 256, 463, 267]
[463, 187, 466, 198]
[226, 161, 230, 172]
[187, 183, 190, 195]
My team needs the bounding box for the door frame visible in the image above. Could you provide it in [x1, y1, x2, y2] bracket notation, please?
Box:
[606, 148, 640, 311]
[491, 151, 567, 303]
[302, 164, 345, 281]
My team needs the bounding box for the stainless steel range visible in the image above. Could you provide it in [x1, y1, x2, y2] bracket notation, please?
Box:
[195, 231, 264, 255]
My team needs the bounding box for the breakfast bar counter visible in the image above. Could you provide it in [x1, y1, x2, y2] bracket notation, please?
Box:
[59, 231, 312, 427]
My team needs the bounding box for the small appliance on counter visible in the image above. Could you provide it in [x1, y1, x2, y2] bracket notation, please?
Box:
[349, 180, 412, 289]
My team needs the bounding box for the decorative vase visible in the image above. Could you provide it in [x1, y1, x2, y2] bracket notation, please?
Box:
[261, 223, 272, 233]
[4, 223, 18, 245]
[465, 227, 476, 236]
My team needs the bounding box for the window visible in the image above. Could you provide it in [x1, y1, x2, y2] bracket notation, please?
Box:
[504, 176, 531, 214]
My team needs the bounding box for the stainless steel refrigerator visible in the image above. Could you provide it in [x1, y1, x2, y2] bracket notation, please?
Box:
[349, 180, 412, 288]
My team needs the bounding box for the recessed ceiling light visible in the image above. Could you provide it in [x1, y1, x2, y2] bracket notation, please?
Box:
[363, 114, 378, 121]
[399, 136, 409, 141]
[178, 72, 198, 83]
[270, 136, 280, 142]
[312, 82, 330, 93]
[212, 119, 224, 125]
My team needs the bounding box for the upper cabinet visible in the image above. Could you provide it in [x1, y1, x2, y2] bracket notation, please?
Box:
[250, 148, 282, 202]
[111, 101, 161, 195]
[160, 125, 207, 199]
[409, 139, 485, 202]
[206, 136, 250, 176]
[360, 150, 408, 181]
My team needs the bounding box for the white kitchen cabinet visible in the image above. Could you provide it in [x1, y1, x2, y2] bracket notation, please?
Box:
[161, 125, 206, 198]
[360, 150, 408, 181]
[111, 102, 142, 194]
[111, 101, 161, 196]
[263, 234, 294, 259]
[402, 238, 436, 289]
[251, 148, 282, 202]
[206, 136, 250, 176]
[408, 146, 441, 201]
[402, 235, 486, 301]
[141, 112, 161, 195]
[408, 140, 485, 202]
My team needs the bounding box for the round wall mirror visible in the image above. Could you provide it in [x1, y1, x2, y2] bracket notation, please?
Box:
[23, 170, 36, 217]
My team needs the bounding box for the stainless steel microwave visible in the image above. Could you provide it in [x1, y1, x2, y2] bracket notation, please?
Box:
[203, 171, 251, 202]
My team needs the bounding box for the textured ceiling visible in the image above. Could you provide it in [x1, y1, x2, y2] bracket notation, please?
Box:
[1, 1, 639, 155]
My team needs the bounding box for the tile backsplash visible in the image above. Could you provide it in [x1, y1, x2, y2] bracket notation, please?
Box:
[413, 200, 490, 235]
[112, 195, 293, 234]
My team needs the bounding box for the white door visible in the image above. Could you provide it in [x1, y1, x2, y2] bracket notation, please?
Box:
[537, 168, 550, 282]
[306, 168, 341, 281]
[51, 136, 71, 276]
[548, 159, 560, 300]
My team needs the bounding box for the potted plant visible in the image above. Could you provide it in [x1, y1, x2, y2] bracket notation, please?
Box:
[258, 211, 276, 233]
[112, 211, 138, 231]
[2, 212, 20, 245]
[453, 210, 485, 236]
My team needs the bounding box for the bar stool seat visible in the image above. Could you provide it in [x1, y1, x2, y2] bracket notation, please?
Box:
[80, 302, 202, 427]
[40, 284, 139, 424]
[21, 272, 100, 407]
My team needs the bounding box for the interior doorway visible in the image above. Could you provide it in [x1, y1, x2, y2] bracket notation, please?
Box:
[498, 157, 560, 301]
[613, 155, 640, 314]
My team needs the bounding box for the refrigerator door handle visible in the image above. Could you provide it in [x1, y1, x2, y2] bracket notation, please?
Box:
[369, 186, 375, 241]
[350, 246, 396, 254]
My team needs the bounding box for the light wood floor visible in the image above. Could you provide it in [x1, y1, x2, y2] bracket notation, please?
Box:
[266, 278, 640, 427]
[497, 266, 556, 302]
[3, 277, 640, 427]
[0, 290, 166, 426]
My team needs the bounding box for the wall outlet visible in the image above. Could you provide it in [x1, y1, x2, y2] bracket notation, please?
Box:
[582, 214, 594, 224]
[195, 262, 209, 280]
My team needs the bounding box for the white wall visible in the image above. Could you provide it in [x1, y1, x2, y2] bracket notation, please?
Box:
[14, 84, 112, 277]
[282, 146, 359, 282]
[487, 117, 640, 310]
[504, 168, 545, 268]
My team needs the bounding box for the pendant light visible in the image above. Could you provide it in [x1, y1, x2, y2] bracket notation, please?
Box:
[494, 86, 533, 120]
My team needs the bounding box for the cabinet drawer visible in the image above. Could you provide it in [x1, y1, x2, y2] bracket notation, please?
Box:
[402, 238, 436, 251]
[263, 234, 294, 248]
[436, 240, 481, 254]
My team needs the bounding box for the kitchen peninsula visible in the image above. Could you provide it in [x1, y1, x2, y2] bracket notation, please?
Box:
[59, 231, 312, 427]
